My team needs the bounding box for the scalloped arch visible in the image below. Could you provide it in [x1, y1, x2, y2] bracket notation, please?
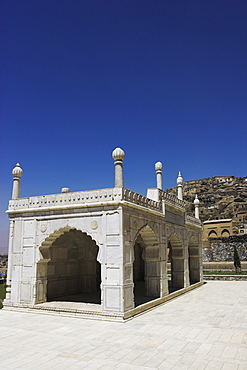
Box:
[39, 226, 99, 260]
[168, 232, 182, 247]
[188, 235, 198, 246]
[134, 224, 158, 247]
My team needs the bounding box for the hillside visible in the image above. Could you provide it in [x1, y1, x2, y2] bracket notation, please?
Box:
[167, 176, 247, 230]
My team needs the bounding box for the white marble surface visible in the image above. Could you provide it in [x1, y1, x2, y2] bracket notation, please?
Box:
[6, 147, 204, 321]
[6, 175, 201, 316]
[1, 281, 247, 369]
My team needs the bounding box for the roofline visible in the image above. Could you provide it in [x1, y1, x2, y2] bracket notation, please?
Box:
[203, 219, 232, 224]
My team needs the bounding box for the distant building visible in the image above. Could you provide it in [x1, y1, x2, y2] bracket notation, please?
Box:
[239, 224, 247, 234]
[203, 219, 233, 248]
[213, 176, 234, 183]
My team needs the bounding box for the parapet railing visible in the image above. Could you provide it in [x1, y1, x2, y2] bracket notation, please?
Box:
[159, 190, 185, 209]
[7, 187, 162, 213]
[7, 188, 202, 227]
[185, 215, 202, 226]
[122, 189, 162, 212]
[7, 188, 123, 212]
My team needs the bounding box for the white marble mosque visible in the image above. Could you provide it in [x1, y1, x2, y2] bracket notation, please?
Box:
[4, 148, 203, 320]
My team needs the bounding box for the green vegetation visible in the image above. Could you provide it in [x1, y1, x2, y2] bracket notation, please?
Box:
[0, 284, 6, 309]
[234, 246, 241, 273]
[203, 270, 247, 275]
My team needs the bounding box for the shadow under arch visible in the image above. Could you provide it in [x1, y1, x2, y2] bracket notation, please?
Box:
[133, 224, 160, 307]
[188, 235, 200, 285]
[36, 227, 101, 305]
[208, 230, 217, 238]
[221, 229, 230, 237]
[167, 233, 184, 293]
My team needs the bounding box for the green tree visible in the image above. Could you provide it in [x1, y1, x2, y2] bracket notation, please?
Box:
[233, 246, 241, 273]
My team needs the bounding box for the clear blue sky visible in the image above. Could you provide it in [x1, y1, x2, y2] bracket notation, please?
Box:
[1, 0, 247, 253]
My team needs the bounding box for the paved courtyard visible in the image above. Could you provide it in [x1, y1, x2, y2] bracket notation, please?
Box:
[0, 281, 247, 370]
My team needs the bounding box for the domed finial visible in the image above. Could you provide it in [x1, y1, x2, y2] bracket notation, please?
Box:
[112, 147, 125, 187]
[11, 163, 23, 199]
[194, 194, 200, 219]
[155, 161, 163, 190]
[194, 194, 200, 205]
[61, 187, 70, 193]
[155, 161, 162, 172]
[112, 147, 125, 161]
[12, 163, 23, 178]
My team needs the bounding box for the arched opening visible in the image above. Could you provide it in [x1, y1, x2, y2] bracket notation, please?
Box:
[188, 236, 200, 284]
[133, 241, 145, 305]
[221, 229, 230, 237]
[208, 230, 217, 238]
[133, 243, 145, 283]
[168, 233, 184, 293]
[133, 225, 160, 307]
[36, 228, 101, 305]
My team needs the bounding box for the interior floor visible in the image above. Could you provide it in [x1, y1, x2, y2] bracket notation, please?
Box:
[40, 280, 182, 311]
[47, 290, 101, 304]
[134, 281, 159, 307]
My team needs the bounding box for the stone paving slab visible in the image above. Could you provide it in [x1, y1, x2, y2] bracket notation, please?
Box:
[0, 281, 247, 369]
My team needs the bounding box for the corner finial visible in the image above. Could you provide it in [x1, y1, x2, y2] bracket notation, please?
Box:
[112, 147, 125, 187]
[11, 163, 23, 199]
[194, 194, 200, 219]
[177, 171, 183, 200]
[155, 161, 163, 190]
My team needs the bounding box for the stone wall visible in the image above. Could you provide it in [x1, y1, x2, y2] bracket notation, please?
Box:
[202, 235, 247, 262]
[204, 276, 247, 281]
